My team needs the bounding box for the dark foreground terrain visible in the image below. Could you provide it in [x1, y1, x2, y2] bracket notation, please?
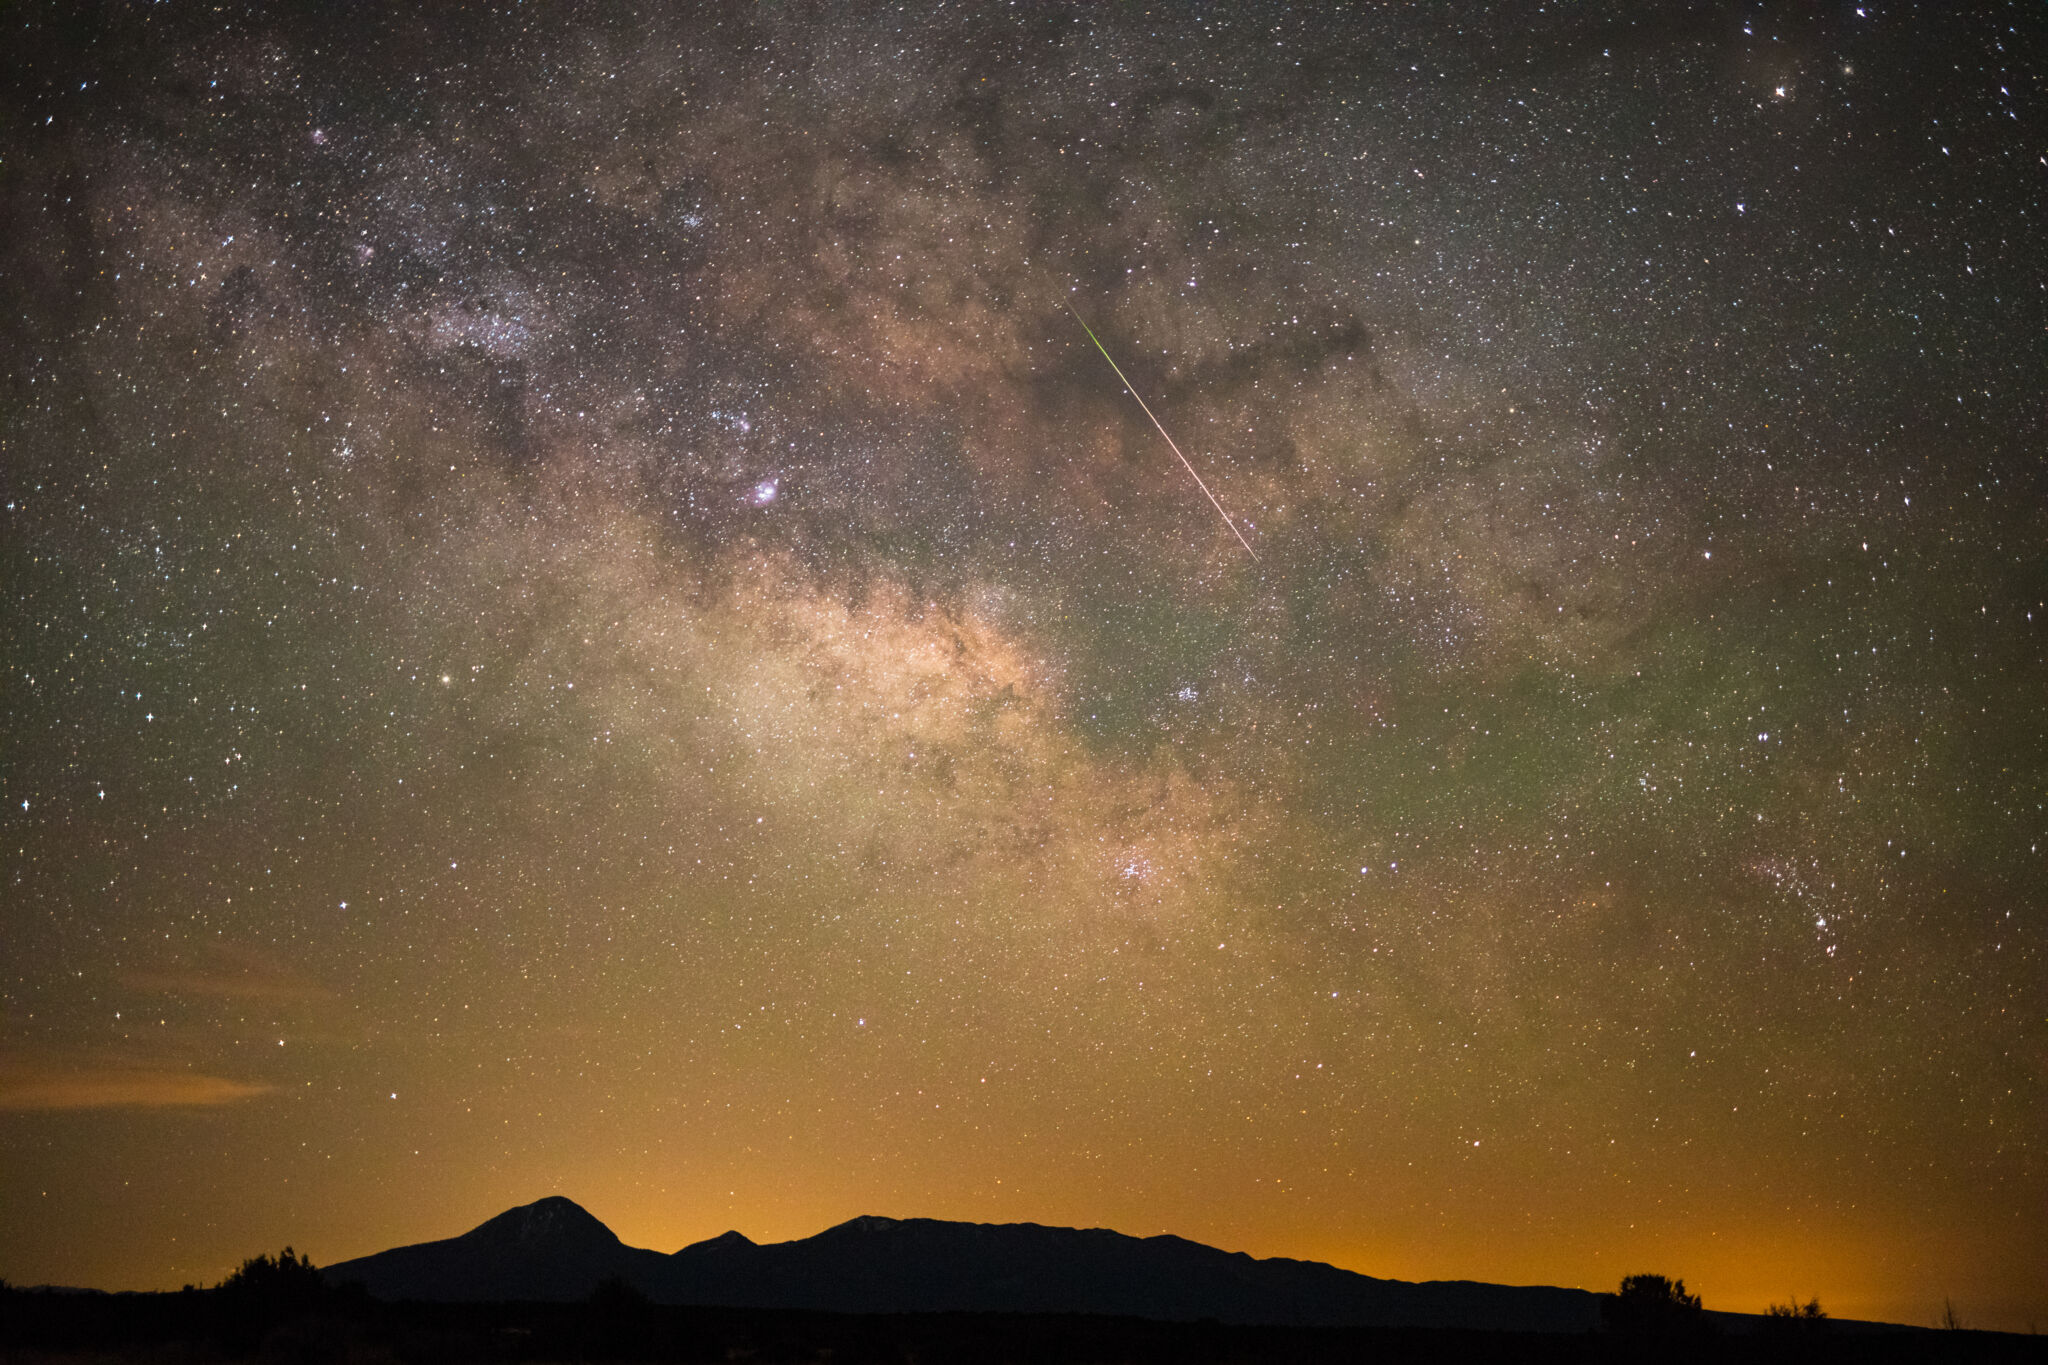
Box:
[2, 1286, 2040, 1365]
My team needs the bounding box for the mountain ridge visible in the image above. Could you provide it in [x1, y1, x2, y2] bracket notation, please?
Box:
[321, 1196, 1605, 1332]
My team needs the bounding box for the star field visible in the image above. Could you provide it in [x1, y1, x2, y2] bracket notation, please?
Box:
[3, 0, 2043, 1332]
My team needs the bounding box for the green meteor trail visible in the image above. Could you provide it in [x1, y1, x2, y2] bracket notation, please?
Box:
[1067, 304, 1259, 562]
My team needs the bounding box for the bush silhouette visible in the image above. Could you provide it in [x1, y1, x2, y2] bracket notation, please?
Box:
[1603, 1273, 1707, 1338]
[212, 1245, 350, 1347]
[217, 1246, 328, 1306]
[1763, 1296, 1826, 1334]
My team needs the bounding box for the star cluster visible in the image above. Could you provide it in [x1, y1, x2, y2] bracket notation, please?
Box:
[3, 0, 2042, 1331]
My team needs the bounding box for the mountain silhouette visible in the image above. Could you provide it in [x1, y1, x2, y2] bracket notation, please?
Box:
[320, 1196, 671, 1303]
[322, 1198, 1603, 1332]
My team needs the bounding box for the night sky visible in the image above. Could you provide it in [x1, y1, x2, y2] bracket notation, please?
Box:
[4, 0, 2043, 1332]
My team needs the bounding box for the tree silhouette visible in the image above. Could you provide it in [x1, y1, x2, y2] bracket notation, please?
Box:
[1603, 1273, 1707, 1338]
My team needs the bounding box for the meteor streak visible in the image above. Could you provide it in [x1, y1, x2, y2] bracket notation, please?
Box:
[1067, 304, 1259, 562]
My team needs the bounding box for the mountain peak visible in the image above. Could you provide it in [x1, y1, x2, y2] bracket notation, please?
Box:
[675, 1229, 754, 1256]
[460, 1196, 620, 1250]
